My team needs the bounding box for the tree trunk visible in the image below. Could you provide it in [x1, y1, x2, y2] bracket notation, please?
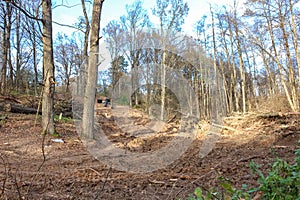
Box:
[81, 0, 90, 61]
[33, 26, 38, 96]
[1, 17, 8, 95]
[278, 2, 299, 111]
[289, 0, 300, 87]
[160, 48, 166, 121]
[15, 9, 21, 92]
[264, 4, 297, 112]
[42, 0, 55, 134]
[233, 11, 246, 114]
[226, 11, 239, 112]
[261, 48, 275, 96]
[82, 0, 104, 139]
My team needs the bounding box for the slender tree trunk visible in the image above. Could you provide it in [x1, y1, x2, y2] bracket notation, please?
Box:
[226, 12, 239, 112]
[82, 0, 104, 139]
[289, 0, 300, 86]
[15, 9, 21, 92]
[146, 62, 151, 114]
[210, 5, 217, 74]
[160, 46, 166, 121]
[278, 3, 299, 111]
[264, 6, 296, 112]
[8, 42, 13, 90]
[81, 0, 90, 60]
[6, 2, 13, 92]
[80, 0, 90, 100]
[218, 13, 232, 113]
[33, 28, 38, 96]
[1, 20, 7, 95]
[261, 48, 274, 96]
[243, 45, 254, 111]
[219, 60, 229, 113]
[194, 59, 200, 118]
[233, 17, 246, 113]
[42, 0, 55, 134]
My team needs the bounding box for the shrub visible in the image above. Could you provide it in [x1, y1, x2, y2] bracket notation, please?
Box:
[186, 140, 300, 200]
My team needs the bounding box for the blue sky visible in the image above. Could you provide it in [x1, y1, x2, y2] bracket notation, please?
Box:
[52, 0, 245, 38]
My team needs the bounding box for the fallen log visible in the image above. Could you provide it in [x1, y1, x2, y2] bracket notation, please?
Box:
[0, 96, 21, 104]
[0, 103, 41, 115]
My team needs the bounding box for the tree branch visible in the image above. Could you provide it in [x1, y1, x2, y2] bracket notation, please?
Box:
[5, 0, 43, 22]
[52, 3, 82, 10]
[52, 21, 85, 33]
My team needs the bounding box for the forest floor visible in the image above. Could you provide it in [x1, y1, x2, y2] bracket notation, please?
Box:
[0, 100, 299, 199]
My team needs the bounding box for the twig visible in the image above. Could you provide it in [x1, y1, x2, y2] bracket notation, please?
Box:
[88, 167, 101, 176]
[25, 121, 48, 199]
[236, 155, 261, 165]
[5, 1, 42, 21]
[11, 170, 22, 200]
[6, 152, 26, 199]
[52, 3, 82, 9]
[93, 167, 112, 200]
[273, 145, 290, 148]
[211, 122, 236, 132]
[166, 179, 178, 200]
[52, 21, 84, 33]
[149, 179, 166, 184]
[167, 114, 176, 123]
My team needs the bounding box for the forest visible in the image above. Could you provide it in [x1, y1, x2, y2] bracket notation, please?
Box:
[0, 0, 300, 199]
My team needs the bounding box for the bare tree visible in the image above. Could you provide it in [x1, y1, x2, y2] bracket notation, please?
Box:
[80, 0, 90, 61]
[103, 20, 125, 92]
[82, 0, 105, 139]
[0, 1, 13, 95]
[54, 33, 81, 93]
[152, 0, 189, 120]
[120, 0, 150, 107]
[42, 0, 55, 134]
[244, 0, 299, 112]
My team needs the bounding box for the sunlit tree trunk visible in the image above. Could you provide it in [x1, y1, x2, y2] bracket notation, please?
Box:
[289, 0, 300, 86]
[42, 0, 55, 134]
[278, 1, 299, 111]
[264, 4, 296, 112]
[160, 39, 166, 120]
[82, 0, 104, 139]
[217, 13, 232, 113]
[81, 0, 90, 60]
[233, 5, 246, 113]
[226, 12, 239, 112]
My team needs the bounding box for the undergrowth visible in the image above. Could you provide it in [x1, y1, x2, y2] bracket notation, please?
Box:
[185, 140, 300, 200]
[54, 114, 72, 123]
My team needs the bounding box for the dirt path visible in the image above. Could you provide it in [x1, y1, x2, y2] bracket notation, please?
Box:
[0, 110, 299, 199]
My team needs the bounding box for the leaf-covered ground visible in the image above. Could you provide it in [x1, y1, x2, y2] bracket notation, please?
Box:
[0, 105, 299, 199]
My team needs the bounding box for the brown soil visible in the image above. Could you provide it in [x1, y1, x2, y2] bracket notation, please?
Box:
[0, 106, 299, 199]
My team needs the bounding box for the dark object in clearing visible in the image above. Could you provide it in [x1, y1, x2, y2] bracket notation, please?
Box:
[103, 98, 112, 108]
[97, 99, 103, 104]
